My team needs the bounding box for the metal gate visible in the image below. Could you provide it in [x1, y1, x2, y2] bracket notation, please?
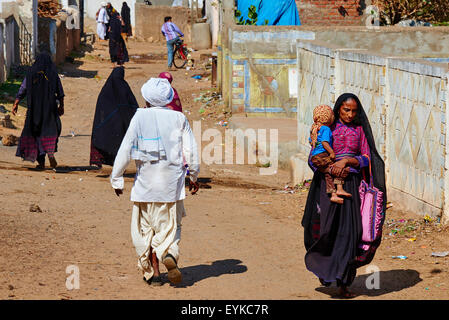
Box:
[18, 16, 33, 66]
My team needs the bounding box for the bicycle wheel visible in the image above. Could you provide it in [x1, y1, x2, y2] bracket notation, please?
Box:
[173, 47, 187, 69]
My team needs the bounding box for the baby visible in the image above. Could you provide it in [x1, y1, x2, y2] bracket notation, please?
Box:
[310, 104, 351, 204]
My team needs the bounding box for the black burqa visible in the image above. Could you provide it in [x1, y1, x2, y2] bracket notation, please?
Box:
[121, 2, 132, 36]
[301, 93, 387, 287]
[90, 66, 138, 166]
[109, 12, 129, 64]
[16, 52, 64, 162]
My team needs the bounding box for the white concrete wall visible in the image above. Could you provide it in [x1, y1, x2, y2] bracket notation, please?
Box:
[292, 40, 449, 222]
[85, 0, 136, 28]
[205, 0, 218, 46]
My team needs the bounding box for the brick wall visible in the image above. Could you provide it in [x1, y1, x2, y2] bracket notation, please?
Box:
[296, 0, 365, 26]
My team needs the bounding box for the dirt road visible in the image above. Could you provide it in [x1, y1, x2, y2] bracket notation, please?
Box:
[1, 38, 448, 300]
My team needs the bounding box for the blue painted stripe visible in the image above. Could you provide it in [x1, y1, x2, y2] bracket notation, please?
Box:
[232, 60, 246, 65]
[253, 59, 296, 65]
[244, 60, 250, 111]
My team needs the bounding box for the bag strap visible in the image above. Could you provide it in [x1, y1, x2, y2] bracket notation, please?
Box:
[362, 154, 372, 187]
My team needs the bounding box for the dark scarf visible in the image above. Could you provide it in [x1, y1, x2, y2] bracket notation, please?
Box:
[25, 52, 61, 137]
[121, 3, 131, 26]
[90, 66, 138, 166]
[16, 52, 64, 162]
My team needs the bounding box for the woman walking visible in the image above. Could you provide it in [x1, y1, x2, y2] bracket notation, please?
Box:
[121, 2, 132, 40]
[90, 66, 138, 168]
[302, 93, 387, 298]
[12, 52, 65, 169]
[109, 11, 129, 67]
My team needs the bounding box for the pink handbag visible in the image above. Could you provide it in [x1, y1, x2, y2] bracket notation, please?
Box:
[358, 156, 384, 249]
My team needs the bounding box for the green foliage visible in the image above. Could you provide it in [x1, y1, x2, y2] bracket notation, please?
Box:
[235, 5, 269, 25]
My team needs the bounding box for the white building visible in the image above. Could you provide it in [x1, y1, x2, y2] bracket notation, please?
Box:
[85, 0, 137, 29]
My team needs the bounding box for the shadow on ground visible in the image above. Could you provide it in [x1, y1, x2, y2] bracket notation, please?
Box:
[168, 259, 248, 288]
[53, 166, 102, 173]
[315, 269, 422, 299]
[59, 44, 98, 79]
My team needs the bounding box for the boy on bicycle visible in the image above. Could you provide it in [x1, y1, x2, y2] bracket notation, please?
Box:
[161, 16, 184, 70]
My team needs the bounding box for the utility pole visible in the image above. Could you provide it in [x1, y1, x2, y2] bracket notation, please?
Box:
[79, 0, 84, 37]
[32, 0, 38, 58]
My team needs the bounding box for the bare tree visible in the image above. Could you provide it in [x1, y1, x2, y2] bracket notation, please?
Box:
[373, 0, 449, 25]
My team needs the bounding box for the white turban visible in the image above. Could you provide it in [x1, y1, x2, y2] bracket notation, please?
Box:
[141, 78, 174, 107]
[100, 2, 107, 7]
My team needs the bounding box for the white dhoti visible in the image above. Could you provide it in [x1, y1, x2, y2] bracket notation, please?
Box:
[96, 22, 107, 40]
[131, 200, 185, 280]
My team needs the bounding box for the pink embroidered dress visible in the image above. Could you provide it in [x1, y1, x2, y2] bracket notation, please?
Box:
[331, 120, 370, 173]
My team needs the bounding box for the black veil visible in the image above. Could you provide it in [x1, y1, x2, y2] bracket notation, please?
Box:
[90, 66, 138, 166]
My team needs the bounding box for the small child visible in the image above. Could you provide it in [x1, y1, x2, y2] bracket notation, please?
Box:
[310, 104, 351, 204]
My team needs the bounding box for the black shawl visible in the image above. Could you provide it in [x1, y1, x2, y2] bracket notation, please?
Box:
[25, 52, 63, 137]
[16, 53, 64, 161]
[90, 66, 138, 166]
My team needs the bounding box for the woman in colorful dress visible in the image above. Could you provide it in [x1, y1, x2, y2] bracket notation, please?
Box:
[12, 52, 65, 169]
[158, 72, 183, 112]
[302, 93, 387, 298]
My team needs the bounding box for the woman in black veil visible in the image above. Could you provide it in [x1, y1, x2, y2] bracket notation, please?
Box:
[108, 11, 129, 67]
[302, 93, 387, 298]
[12, 52, 65, 169]
[90, 66, 138, 167]
[121, 2, 132, 40]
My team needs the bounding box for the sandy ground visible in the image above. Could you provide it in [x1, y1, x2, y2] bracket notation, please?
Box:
[1, 36, 449, 300]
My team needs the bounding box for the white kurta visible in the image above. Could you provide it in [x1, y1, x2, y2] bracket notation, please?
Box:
[111, 107, 199, 281]
[96, 8, 109, 40]
[111, 107, 200, 203]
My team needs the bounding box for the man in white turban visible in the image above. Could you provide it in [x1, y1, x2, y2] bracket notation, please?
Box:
[111, 77, 200, 286]
[96, 2, 109, 40]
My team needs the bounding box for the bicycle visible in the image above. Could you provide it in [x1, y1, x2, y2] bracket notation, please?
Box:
[173, 38, 189, 69]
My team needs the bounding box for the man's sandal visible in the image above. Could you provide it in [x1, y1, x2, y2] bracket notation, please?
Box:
[162, 253, 182, 285]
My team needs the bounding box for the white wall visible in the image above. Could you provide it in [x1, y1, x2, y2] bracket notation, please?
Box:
[85, 0, 136, 27]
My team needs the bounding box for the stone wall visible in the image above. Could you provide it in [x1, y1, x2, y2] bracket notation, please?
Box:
[219, 25, 449, 118]
[291, 40, 449, 222]
[38, 16, 80, 65]
[134, 4, 194, 42]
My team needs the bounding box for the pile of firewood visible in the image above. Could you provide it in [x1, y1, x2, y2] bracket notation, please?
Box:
[38, 0, 61, 18]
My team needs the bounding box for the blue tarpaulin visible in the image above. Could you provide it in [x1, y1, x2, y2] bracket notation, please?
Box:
[236, 0, 301, 26]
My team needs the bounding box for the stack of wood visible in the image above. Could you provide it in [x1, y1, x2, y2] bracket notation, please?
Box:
[38, 0, 61, 18]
